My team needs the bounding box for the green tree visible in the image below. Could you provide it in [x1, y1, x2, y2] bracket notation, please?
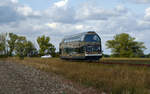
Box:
[145, 53, 150, 58]
[103, 54, 110, 58]
[15, 36, 27, 58]
[7, 33, 18, 56]
[0, 33, 7, 56]
[14, 35, 38, 58]
[106, 33, 146, 57]
[37, 35, 56, 56]
[24, 41, 38, 57]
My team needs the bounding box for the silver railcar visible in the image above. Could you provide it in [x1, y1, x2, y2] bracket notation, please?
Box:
[59, 31, 102, 60]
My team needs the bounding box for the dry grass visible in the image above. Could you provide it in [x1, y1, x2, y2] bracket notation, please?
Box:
[101, 58, 150, 64]
[2, 57, 150, 94]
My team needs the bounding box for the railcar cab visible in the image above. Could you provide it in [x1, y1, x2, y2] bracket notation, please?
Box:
[83, 31, 102, 60]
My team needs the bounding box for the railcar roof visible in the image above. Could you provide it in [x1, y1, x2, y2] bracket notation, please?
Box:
[63, 31, 96, 40]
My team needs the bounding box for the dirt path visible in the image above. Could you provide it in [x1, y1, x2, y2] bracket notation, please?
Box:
[0, 61, 99, 94]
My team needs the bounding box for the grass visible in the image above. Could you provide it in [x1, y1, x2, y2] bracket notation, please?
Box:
[2, 57, 150, 94]
[101, 58, 150, 64]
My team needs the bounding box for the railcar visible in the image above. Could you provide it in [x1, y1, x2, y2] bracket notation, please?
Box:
[59, 31, 102, 60]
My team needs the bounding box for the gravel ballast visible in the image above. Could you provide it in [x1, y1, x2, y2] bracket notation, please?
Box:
[0, 61, 98, 94]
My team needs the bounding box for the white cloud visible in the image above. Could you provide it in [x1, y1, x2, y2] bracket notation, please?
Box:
[75, 4, 128, 21]
[11, 0, 18, 3]
[144, 7, 150, 20]
[54, 0, 68, 7]
[75, 25, 84, 30]
[16, 6, 41, 17]
[115, 5, 128, 13]
[46, 23, 57, 29]
[33, 25, 44, 31]
[137, 20, 150, 30]
[0, 0, 149, 54]
[0, 2, 24, 24]
[44, 5, 76, 24]
[17, 6, 33, 16]
[128, 0, 150, 3]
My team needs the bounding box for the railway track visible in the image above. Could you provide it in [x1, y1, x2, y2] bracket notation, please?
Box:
[101, 62, 150, 67]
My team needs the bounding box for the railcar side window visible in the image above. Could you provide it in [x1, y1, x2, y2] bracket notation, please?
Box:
[84, 34, 100, 42]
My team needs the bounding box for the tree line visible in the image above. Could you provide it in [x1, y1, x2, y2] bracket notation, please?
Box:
[0, 33, 58, 58]
[105, 33, 148, 58]
[0, 32, 149, 58]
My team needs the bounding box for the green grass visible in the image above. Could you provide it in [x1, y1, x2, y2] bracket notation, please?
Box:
[101, 58, 150, 64]
[2, 57, 150, 94]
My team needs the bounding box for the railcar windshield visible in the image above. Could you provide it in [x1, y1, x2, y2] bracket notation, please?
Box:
[84, 34, 100, 42]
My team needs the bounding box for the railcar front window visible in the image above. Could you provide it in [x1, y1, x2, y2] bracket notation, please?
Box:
[84, 34, 100, 42]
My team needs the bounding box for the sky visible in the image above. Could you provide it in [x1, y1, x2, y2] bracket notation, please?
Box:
[0, 0, 150, 54]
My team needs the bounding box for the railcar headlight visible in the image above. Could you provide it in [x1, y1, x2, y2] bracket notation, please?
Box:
[99, 47, 101, 50]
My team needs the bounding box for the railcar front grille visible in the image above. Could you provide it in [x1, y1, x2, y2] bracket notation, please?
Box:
[86, 46, 101, 53]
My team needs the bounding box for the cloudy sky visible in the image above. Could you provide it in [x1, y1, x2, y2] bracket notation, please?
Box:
[0, 0, 150, 54]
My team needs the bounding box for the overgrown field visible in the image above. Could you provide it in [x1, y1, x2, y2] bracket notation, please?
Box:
[2, 57, 150, 94]
[101, 58, 150, 65]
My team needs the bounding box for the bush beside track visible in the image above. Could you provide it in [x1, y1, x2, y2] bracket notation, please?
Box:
[2, 57, 150, 94]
